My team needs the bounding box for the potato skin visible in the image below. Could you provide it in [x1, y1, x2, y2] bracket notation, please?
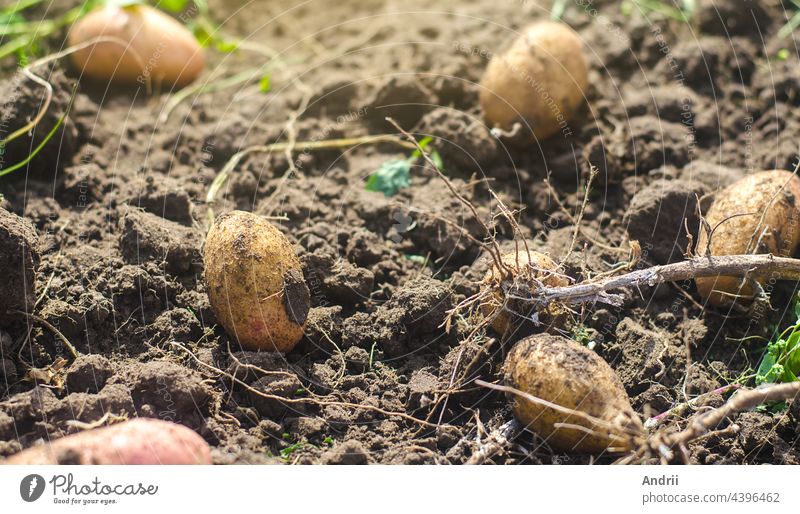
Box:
[695, 170, 800, 306]
[480, 249, 568, 334]
[3, 418, 211, 464]
[479, 22, 588, 140]
[503, 334, 643, 454]
[68, 5, 204, 87]
[203, 211, 310, 352]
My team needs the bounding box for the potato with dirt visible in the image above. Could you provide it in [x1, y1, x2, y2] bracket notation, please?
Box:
[68, 5, 204, 87]
[2, 418, 211, 464]
[480, 248, 568, 335]
[695, 170, 800, 306]
[0, 207, 39, 326]
[503, 334, 644, 454]
[479, 21, 588, 140]
[203, 211, 310, 352]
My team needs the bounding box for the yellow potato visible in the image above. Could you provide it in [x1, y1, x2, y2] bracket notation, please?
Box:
[480, 249, 568, 334]
[503, 334, 644, 454]
[203, 211, 310, 352]
[695, 169, 800, 306]
[68, 5, 204, 87]
[479, 22, 588, 140]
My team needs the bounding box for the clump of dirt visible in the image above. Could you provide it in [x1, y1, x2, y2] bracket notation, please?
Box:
[0, 207, 40, 325]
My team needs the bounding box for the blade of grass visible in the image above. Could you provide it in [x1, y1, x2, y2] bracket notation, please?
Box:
[779, 10, 800, 39]
[551, 0, 570, 21]
[1, 0, 48, 17]
[626, 0, 689, 22]
[0, 86, 75, 178]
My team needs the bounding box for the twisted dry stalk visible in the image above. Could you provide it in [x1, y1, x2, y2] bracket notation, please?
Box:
[667, 381, 800, 449]
[518, 254, 800, 310]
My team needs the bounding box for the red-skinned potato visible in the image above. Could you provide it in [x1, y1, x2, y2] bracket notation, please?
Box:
[68, 5, 204, 87]
[479, 21, 588, 140]
[203, 211, 310, 353]
[503, 334, 644, 454]
[2, 418, 211, 465]
[695, 169, 800, 306]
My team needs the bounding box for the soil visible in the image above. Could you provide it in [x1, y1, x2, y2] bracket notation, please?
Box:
[1, 0, 800, 464]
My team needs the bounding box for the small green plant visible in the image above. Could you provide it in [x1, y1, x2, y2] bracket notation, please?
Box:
[756, 295, 800, 386]
[279, 442, 304, 461]
[365, 136, 443, 196]
[775, 48, 791, 61]
[571, 323, 598, 350]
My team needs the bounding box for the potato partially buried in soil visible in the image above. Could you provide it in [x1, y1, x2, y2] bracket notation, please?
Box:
[203, 211, 310, 352]
[480, 249, 568, 335]
[503, 334, 644, 454]
[479, 21, 588, 140]
[3, 418, 211, 465]
[695, 169, 800, 306]
[68, 5, 204, 87]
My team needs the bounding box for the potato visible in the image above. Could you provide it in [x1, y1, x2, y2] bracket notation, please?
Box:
[480, 249, 568, 334]
[503, 334, 644, 454]
[2, 418, 211, 464]
[203, 211, 310, 352]
[479, 22, 588, 140]
[695, 169, 800, 306]
[68, 5, 204, 87]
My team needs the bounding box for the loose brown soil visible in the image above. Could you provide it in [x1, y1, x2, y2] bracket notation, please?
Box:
[1, 0, 800, 464]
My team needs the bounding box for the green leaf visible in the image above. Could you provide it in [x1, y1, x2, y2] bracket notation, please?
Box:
[258, 74, 271, 93]
[409, 136, 433, 160]
[215, 39, 240, 53]
[777, 48, 790, 61]
[155, 0, 189, 12]
[365, 159, 411, 196]
[430, 149, 444, 171]
[404, 254, 427, 264]
[192, 22, 213, 47]
[280, 442, 304, 460]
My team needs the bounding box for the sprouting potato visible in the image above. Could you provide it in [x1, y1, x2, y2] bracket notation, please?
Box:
[695, 169, 800, 306]
[203, 211, 310, 353]
[479, 21, 588, 140]
[503, 333, 644, 454]
[68, 5, 204, 87]
[480, 248, 568, 335]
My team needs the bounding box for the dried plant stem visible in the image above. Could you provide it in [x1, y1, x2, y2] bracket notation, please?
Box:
[644, 384, 740, 429]
[524, 254, 800, 309]
[562, 164, 599, 264]
[668, 381, 800, 448]
[14, 310, 79, 360]
[466, 419, 521, 465]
